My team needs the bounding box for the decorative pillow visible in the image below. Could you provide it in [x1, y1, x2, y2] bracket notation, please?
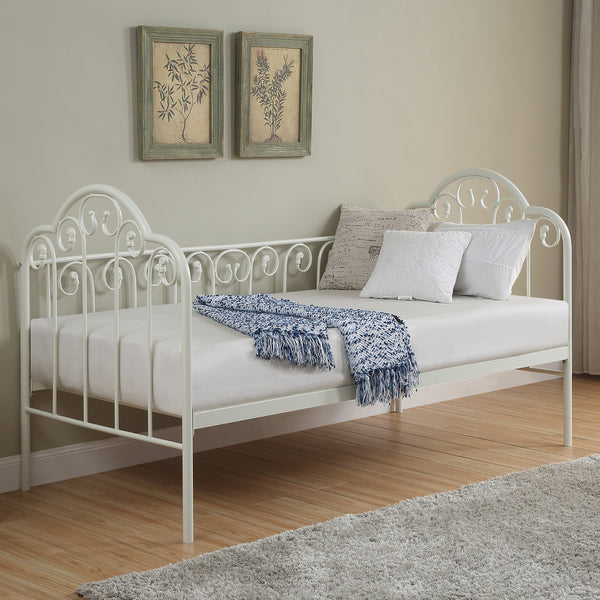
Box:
[319, 205, 434, 290]
[359, 230, 472, 304]
[431, 219, 537, 300]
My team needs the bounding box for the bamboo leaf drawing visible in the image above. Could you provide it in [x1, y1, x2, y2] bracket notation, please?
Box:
[153, 43, 210, 143]
[250, 50, 295, 143]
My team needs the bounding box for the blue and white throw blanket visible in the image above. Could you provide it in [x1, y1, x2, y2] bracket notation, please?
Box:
[192, 294, 419, 406]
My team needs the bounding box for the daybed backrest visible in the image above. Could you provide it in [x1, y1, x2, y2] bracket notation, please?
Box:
[21, 185, 335, 322]
[183, 237, 334, 296]
[21, 169, 572, 318]
[407, 169, 572, 303]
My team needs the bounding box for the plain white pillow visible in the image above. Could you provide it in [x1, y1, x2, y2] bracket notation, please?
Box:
[359, 230, 472, 303]
[431, 220, 537, 300]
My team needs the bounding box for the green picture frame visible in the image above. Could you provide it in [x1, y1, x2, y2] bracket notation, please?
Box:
[236, 32, 313, 158]
[137, 26, 224, 160]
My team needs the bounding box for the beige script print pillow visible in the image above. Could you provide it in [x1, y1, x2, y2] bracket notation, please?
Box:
[319, 205, 435, 290]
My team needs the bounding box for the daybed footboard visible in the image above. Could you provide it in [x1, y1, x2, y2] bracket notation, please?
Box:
[20, 185, 196, 540]
[20, 169, 572, 544]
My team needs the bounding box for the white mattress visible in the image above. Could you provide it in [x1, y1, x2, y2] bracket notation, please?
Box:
[30, 290, 568, 416]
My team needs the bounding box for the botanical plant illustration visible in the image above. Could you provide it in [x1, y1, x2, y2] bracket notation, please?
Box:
[154, 44, 210, 143]
[251, 49, 295, 142]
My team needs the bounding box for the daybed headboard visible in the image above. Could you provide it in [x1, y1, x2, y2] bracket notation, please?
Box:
[407, 168, 572, 304]
[19, 185, 196, 431]
[20, 185, 193, 318]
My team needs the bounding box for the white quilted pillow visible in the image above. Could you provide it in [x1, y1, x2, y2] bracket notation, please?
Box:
[431, 219, 537, 300]
[359, 230, 472, 303]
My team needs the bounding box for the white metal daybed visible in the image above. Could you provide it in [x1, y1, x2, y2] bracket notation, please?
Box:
[20, 169, 572, 543]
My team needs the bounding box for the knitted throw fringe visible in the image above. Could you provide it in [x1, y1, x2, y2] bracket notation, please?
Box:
[192, 294, 419, 406]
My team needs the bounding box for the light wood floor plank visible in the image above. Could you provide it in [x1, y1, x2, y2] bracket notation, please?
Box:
[1, 375, 599, 599]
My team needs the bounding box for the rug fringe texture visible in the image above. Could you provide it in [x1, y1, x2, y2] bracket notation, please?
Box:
[77, 454, 600, 600]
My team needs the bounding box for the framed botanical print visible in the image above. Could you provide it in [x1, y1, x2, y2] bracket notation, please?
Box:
[236, 32, 313, 158]
[137, 26, 224, 159]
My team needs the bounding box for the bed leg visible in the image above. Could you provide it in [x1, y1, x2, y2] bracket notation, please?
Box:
[20, 405, 31, 491]
[182, 423, 194, 543]
[391, 398, 403, 413]
[20, 310, 31, 491]
[563, 359, 572, 447]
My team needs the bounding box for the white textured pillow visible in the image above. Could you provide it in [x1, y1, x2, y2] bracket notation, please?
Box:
[319, 205, 434, 290]
[359, 230, 472, 303]
[431, 219, 537, 300]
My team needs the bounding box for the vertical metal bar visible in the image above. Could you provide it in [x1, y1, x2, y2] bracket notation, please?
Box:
[182, 417, 194, 543]
[563, 359, 573, 447]
[390, 397, 403, 413]
[113, 256, 120, 430]
[178, 254, 194, 543]
[87, 266, 96, 313]
[20, 406, 31, 491]
[81, 241, 90, 423]
[51, 256, 58, 415]
[20, 256, 32, 491]
[562, 223, 573, 447]
[146, 266, 154, 438]
[248, 265, 254, 295]
[45, 264, 51, 318]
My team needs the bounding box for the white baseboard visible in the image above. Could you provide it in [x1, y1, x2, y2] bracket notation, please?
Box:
[0, 369, 558, 494]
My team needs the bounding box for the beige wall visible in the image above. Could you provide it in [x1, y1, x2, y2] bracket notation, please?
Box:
[0, 0, 572, 459]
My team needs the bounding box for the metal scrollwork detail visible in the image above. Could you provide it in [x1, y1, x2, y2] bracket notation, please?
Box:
[187, 251, 215, 285]
[432, 177, 531, 225]
[285, 243, 313, 274]
[146, 249, 178, 288]
[455, 178, 499, 211]
[251, 246, 280, 278]
[28, 236, 55, 271]
[433, 197, 453, 220]
[538, 220, 561, 249]
[101, 258, 136, 292]
[214, 249, 251, 286]
[430, 178, 499, 223]
[79, 193, 124, 238]
[59, 262, 84, 296]
[491, 199, 526, 225]
[57, 216, 85, 254]
[116, 220, 145, 258]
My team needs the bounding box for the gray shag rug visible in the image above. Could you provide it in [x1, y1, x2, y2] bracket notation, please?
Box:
[77, 454, 600, 600]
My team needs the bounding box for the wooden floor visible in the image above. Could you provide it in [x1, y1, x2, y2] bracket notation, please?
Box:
[2, 375, 600, 599]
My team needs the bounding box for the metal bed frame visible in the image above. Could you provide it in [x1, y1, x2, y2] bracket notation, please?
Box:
[19, 169, 572, 543]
